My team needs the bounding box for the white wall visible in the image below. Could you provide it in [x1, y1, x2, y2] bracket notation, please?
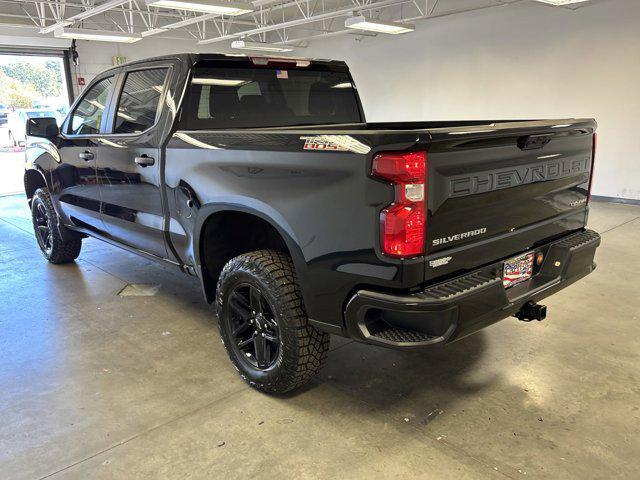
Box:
[304, 0, 640, 200]
[6, 0, 636, 199]
[73, 37, 200, 86]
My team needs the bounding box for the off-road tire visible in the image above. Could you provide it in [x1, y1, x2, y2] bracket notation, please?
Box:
[31, 188, 82, 264]
[216, 249, 330, 394]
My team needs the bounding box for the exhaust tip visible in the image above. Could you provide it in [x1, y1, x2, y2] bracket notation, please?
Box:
[515, 301, 547, 322]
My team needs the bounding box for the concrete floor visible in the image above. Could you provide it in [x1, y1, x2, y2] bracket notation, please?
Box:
[0, 194, 638, 480]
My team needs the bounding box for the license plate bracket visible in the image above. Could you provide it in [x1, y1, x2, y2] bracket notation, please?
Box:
[503, 252, 534, 288]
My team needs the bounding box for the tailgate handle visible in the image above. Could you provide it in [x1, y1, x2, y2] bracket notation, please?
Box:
[517, 134, 552, 150]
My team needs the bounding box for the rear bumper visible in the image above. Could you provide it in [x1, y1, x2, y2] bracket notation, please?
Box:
[344, 229, 601, 349]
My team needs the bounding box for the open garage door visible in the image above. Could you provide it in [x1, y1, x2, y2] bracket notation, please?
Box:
[0, 46, 72, 196]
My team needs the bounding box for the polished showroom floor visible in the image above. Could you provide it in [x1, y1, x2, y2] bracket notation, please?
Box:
[0, 194, 638, 479]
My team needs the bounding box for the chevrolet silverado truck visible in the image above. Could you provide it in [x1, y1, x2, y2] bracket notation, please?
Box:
[23, 53, 600, 393]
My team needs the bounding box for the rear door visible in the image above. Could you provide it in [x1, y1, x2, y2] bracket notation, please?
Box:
[96, 65, 171, 258]
[51, 75, 115, 234]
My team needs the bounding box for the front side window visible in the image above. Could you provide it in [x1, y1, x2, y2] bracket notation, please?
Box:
[113, 68, 168, 134]
[182, 65, 362, 129]
[70, 77, 114, 135]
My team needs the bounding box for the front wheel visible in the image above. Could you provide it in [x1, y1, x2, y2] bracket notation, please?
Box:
[216, 250, 330, 394]
[31, 188, 82, 264]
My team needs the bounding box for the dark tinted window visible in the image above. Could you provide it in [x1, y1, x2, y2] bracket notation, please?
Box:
[182, 66, 361, 129]
[113, 68, 168, 134]
[69, 76, 114, 135]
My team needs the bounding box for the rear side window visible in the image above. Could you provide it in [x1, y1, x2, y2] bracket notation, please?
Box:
[113, 68, 168, 134]
[181, 66, 361, 129]
[69, 76, 114, 135]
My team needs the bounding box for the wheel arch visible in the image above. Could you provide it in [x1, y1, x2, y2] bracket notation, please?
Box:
[194, 202, 307, 304]
[24, 168, 49, 201]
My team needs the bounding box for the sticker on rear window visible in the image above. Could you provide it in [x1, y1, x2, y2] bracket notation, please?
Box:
[276, 69, 288, 79]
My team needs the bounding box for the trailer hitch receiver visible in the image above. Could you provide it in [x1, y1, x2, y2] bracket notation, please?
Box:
[514, 301, 547, 322]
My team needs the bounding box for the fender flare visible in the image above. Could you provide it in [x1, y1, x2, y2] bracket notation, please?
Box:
[192, 198, 309, 300]
[23, 166, 50, 201]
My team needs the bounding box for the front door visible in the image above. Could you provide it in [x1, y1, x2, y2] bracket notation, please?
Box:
[51, 75, 115, 235]
[96, 67, 170, 259]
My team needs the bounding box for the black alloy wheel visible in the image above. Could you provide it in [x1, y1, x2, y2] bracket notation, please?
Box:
[216, 250, 330, 393]
[30, 188, 82, 264]
[226, 283, 280, 370]
[33, 197, 53, 256]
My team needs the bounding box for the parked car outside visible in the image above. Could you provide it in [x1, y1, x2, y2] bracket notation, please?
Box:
[0, 103, 9, 126]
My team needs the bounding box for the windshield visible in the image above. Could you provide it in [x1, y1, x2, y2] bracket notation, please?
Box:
[180, 66, 362, 129]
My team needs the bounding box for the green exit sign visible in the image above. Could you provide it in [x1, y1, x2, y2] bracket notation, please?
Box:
[112, 56, 127, 66]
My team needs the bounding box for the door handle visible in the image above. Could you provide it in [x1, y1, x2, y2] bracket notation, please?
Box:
[134, 155, 155, 167]
[79, 151, 94, 161]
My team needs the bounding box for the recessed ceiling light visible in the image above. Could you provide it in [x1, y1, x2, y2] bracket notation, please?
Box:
[231, 40, 294, 52]
[145, 0, 253, 16]
[535, 0, 589, 5]
[53, 27, 142, 43]
[344, 16, 414, 35]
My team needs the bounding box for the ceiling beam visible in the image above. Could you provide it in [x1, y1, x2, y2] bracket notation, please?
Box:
[140, 0, 313, 38]
[198, 0, 411, 44]
[39, 0, 130, 33]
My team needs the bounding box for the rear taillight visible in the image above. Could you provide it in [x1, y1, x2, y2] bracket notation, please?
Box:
[372, 151, 427, 258]
[588, 132, 597, 203]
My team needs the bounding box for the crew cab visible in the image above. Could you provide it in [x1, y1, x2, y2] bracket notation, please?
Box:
[23, 53, 600, 393]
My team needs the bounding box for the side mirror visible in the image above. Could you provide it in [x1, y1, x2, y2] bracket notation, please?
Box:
[26, 117, 59, 140]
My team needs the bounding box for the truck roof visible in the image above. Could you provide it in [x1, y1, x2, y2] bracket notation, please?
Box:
[100, 53, 348, 75]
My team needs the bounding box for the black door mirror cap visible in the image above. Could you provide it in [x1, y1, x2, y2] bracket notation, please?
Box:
[26, 117, 60, 140]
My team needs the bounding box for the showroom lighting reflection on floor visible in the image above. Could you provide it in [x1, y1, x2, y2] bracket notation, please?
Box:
[535, 0, 589, 5]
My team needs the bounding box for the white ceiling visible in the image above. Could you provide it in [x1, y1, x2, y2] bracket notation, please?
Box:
[0, 0, 601, 49]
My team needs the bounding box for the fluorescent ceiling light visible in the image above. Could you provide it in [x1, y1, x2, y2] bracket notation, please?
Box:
[345, 16, 414, 34]
[231, 40, 294, 52]
[139, 13, 217, 37]
[54, 27, 142, 43]
[192, 78, 248, 86]
[40, 21, 72, 34]
[332, 82, 352, 89]
[535, 0, 589, 4]
[145, 0, 253, 16]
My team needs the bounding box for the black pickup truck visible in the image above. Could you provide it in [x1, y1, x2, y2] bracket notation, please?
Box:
[24, 53, 600, 393]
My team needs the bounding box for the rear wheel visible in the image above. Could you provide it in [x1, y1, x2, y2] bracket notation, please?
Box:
[31, 188, 82, 264]
[216, 250, 330, 394]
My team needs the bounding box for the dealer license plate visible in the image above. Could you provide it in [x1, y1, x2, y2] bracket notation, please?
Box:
[503, 252, 534, 288]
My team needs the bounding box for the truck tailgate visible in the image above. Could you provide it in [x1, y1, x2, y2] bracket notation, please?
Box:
[424, 119, 596, 279]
